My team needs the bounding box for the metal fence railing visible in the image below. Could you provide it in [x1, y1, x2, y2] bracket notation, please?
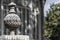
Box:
[0, 0, 41, 40]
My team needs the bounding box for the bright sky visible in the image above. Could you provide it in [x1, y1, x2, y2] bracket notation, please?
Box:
[44, 0, 60, 16]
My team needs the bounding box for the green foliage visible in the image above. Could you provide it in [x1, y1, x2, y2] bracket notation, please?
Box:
[44, 3, 60, 40]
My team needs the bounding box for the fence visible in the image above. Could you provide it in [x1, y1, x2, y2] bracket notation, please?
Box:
[0, 0, 42, 40]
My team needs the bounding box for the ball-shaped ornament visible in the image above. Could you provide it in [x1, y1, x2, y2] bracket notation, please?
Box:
[4, 14, 21, 28]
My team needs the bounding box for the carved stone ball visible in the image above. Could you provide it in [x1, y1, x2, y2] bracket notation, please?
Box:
[4, 14, 21, 29]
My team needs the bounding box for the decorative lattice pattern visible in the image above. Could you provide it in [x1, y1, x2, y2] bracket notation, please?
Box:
[4, 14, 21, 27]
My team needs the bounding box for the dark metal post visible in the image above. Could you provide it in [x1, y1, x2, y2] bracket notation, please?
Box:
[38, 0, 46, 40]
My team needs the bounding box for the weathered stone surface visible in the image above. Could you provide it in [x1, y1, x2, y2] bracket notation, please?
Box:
[4, 14, 21, 27]
[1, 35, 29, 40]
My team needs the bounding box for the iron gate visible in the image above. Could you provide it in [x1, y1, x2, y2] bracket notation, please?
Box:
[0, 0, 45, 40]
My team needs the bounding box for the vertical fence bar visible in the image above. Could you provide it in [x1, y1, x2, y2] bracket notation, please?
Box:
[29, 1, 33, 39]
[25, 7, 26, 35]
[21, 8, 23, 35]
[23, 7, 25, 35]
[29, 10, 31, 40]
[38, 0, 44, 40]
[1, 0, 4, 35]
[20, 8, 22, 34]
[25, 7, 27, 35]
[31, 1, 34, 40]
[35, 16, 37, 40]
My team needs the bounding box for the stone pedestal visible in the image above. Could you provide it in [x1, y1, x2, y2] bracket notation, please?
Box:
[1, 35, 29, 40]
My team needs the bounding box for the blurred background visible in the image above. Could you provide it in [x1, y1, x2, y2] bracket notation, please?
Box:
[44, 0, 60, 40]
